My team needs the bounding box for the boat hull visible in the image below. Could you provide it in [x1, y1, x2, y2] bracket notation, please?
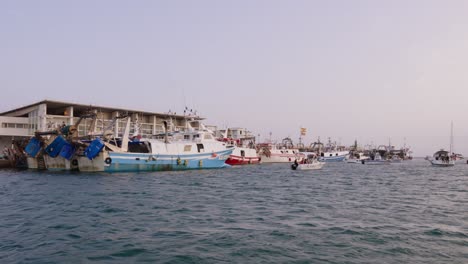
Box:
[225, 155, 261, 165]
[225, 147, 260, 165]
[0, 159, 12, 168]
[361, 160, 391, 165]
[293, 162, 325, 170]
[44, 156, 79, 171]
[78, 148, 234, 172]
[430, 160, 455, 167]
[319, 152, 349, 162]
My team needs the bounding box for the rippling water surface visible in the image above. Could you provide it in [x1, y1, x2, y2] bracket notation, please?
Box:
[0, 159, 467, 263]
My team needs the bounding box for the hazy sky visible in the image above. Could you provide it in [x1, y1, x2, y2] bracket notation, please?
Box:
[2, 0, 468, 156]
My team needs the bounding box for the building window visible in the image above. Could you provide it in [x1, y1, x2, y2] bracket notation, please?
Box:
[1, 123, 28, 129]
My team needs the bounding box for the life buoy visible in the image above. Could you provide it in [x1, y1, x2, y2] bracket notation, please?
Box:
[72, 159, 78, 166]
[105, 157, 112, 164]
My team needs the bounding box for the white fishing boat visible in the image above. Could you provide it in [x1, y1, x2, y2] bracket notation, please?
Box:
[346, 152, 370, 164]
[428, 122, 456, 167]
[389, 155, 403, 163]
[428, 150, 455, 167]
[361, 153, 390, 165]
[310, 138, 349, 162]
[217, 128, 260, 166]
[25, 114, 233, 172]
[77, 119, 233, 172]
[291, 153, 324, 170]
[257, 137, 304, 163]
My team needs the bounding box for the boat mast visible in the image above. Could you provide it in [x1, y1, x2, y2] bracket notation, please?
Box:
[449, 121, 454, 154]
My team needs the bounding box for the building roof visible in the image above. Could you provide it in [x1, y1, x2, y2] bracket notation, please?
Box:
[0, 99, 203, 119]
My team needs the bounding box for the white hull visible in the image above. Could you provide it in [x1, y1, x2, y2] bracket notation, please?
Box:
[347, 158, 369, 164]
[259, 149, 303, 163]
[295, 162, 325, 170]
[261, 154, 300, 163]
[361, 160, 390, 165]
[319, 151, 349, 162]
[430, 160, 455, 167]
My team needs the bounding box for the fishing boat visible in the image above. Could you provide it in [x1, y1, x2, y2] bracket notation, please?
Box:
[24, 111, 100, 170]
[428, 150, 455, 167]
[310, 138, 349, 162]
[388, 155, 403, 163]
[257, 137, 304, 163]
[218, 128, 260, 166]
[24, 113, 233, 172]
[346, 152, 370, 164]
[76, 118, 233, 172]
[428, 122, 456, 167]
[361, 152, 390, 165]
[291, 153, 324, 170]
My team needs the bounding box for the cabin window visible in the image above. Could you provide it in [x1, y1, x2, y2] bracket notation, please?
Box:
[293, 151, 296, 154]
[184, 135, 190, 140]
[184, 145, 192, 152]
[128, 142, 151, 153]
[197, 144, 204, 153]
[329, 154, 332, 157]
[336, 153, 338, 156]
[241, 150, 245, 157]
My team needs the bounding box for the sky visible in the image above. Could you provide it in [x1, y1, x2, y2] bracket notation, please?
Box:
[1, 0, 468, 156]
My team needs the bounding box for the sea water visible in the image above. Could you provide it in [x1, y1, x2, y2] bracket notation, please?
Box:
[0, 159, 467, 263]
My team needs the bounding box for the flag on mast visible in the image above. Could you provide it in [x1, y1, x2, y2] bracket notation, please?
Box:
[300, 127, 307, 136]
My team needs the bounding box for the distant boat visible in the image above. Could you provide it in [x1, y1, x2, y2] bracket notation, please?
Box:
[310, 138, 349, 162]
[389, 155, 403, 163]
[258, 137, 304, 163]
[428, 150, 455, 167]
[291, 153, 324, 170]
[361, 153, 390, 165]
[346, 152, 370, 164]
[319, 150, 349, 162]
[217, 128, 261, 166]
[428, 122, 456, 167]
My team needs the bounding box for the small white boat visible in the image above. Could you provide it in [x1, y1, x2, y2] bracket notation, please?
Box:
[389, 155, 403, 163]
[291, 153, 325, 170]
[346, 152, 370, 164]
[428, 150, 455, 167]
[428, 122, 456, 167]
[361, 153, 390, 165]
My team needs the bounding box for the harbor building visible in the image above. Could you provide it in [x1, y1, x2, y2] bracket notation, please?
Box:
[0, 99, 200, 151]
